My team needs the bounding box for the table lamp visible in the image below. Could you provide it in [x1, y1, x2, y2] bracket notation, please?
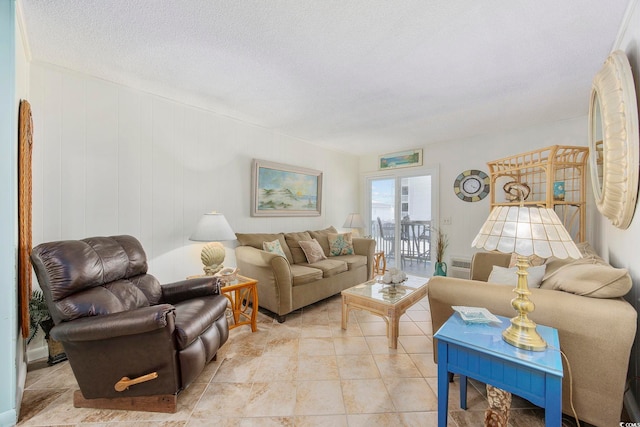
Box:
[189, 212, 236, 275]
[343, 213, 365, 237]
[471, 205, 582, 351]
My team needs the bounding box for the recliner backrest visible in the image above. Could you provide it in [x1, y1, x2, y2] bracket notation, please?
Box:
[31, 235, 163, 324]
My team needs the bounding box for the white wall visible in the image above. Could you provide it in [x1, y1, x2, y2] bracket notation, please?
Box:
[28, 62, 361, 284]
[360, 116, 589, 263]
[26, 62, 361, 360]
[606, 0, 640, 418]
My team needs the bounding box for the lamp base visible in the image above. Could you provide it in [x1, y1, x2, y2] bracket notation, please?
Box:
[502, 316, 547, 351]
[201, 242, 226, 276]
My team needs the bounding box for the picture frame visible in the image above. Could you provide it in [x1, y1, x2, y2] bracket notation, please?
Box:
[379, 149, 423, 170]
[251, 159, 322, 217]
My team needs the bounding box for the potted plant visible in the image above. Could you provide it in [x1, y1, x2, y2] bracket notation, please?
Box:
[28, 289, 67, 365]
[434, 227, 449, 276]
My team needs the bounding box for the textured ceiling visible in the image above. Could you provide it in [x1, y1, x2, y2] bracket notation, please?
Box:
[20, 1, 630, 155]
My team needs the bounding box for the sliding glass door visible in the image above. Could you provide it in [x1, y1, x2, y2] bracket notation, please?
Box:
[367, 168, 437, 277]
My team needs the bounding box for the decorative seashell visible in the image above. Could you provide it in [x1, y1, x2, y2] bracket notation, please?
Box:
[201, 242, 225, 268]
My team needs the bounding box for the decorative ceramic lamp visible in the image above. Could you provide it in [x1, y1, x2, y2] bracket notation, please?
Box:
[472, 205, 582, 351]
[343, 213, 365, 237]
[189, 212, 236, 275]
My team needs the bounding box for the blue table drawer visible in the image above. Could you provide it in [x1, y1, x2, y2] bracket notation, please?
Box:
[448, 343, 547, 406]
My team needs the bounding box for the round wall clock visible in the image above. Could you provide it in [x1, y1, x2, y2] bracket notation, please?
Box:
[454, 170, 490, 202]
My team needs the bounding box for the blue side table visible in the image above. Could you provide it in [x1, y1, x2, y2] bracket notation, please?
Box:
[433, 314, 563, 427]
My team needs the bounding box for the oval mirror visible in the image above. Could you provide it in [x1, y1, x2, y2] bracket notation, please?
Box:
[588, 94, 604, 201]
[588, 50, 639, 229]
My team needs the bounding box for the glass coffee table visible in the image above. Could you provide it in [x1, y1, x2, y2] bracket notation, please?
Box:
[341, 275, 429, 348]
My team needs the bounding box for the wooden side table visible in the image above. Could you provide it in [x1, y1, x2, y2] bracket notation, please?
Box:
[221, 275, 258, 332]
[187, 274, 259, 332]
[433, 314, 562, 427]
[372, 251, 386, 275]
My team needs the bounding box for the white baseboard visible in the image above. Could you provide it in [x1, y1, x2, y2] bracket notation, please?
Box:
[0, 409, 17, 427]
[26, 343, 48, 363]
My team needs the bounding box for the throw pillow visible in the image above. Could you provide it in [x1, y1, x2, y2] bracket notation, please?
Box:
[487, 265, 546, 288]
[540, 259, 632, 298]
[235, 232, 294, 263]
[327, 232, 354, 256]
[284, 231, 314, 264]
[299, 239, 327, 264]
[263, 239, 286, 258]
[308, 226, 338, 257]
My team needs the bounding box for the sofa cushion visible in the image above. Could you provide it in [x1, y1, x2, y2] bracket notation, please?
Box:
[308, 226, 338, 256]
[303, 259, 348, 278]
[487, 265, 546, 288]
[333, 254, 367, 271]
[328, 232, 355, 256]
[263, 239, 287, 258]
[290, 264, 324, 286]
[307, 226, 338, 256]
[299, 239, 327, 263]
[540, 259, 632, 298]
[285, 231, 313, 264]
[236, 233, 294, 264]
[542, 241, 599, 276]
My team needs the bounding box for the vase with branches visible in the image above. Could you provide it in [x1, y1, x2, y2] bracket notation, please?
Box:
[434, 227, 449, 276]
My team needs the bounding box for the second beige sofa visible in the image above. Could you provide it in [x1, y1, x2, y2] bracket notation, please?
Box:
[428, 247, 636, 427]
[235, 226, 375, 322]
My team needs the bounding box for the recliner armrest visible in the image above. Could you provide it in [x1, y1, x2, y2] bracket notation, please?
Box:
[161, 277, 221, 303]
[51, 304, 175, 342]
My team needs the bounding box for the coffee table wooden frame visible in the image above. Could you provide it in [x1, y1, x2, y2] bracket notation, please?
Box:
[341, 276, 428, 348]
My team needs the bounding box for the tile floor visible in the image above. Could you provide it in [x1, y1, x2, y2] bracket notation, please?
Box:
[19, 293, 578, 426]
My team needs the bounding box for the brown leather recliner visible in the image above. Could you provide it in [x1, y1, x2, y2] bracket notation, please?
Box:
[30, 235, 229, 413]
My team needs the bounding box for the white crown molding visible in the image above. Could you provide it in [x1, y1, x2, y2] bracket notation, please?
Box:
[613, 0, 638, 50]
[15, 0, 31, 61]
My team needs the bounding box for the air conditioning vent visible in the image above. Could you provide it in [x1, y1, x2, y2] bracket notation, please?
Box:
[449, 256, 472, 279]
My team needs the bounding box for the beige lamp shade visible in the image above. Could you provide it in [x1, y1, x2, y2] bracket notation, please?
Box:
[343, 213, 365, 237]
[343, 213, 365, 228]
[189, 212, 236, 275]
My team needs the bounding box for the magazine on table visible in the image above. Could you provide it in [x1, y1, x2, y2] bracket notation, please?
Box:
[452, 306, 501, 324]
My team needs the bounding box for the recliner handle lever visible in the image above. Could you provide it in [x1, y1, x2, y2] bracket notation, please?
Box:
[114, 372, 158, 392]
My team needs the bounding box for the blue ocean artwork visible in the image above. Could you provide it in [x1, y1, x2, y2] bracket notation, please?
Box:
[258, 167, 318, 211]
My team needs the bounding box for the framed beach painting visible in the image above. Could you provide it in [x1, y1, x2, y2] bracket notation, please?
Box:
[379, 149, 423, 170]
[251, 159, 323, 217]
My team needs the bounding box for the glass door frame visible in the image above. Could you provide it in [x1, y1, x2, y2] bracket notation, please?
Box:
[362, 164, 439, 270]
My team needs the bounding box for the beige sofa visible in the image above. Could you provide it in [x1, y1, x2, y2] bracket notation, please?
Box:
[235, 226, 375, 322]
[428, 246, 637, 427]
